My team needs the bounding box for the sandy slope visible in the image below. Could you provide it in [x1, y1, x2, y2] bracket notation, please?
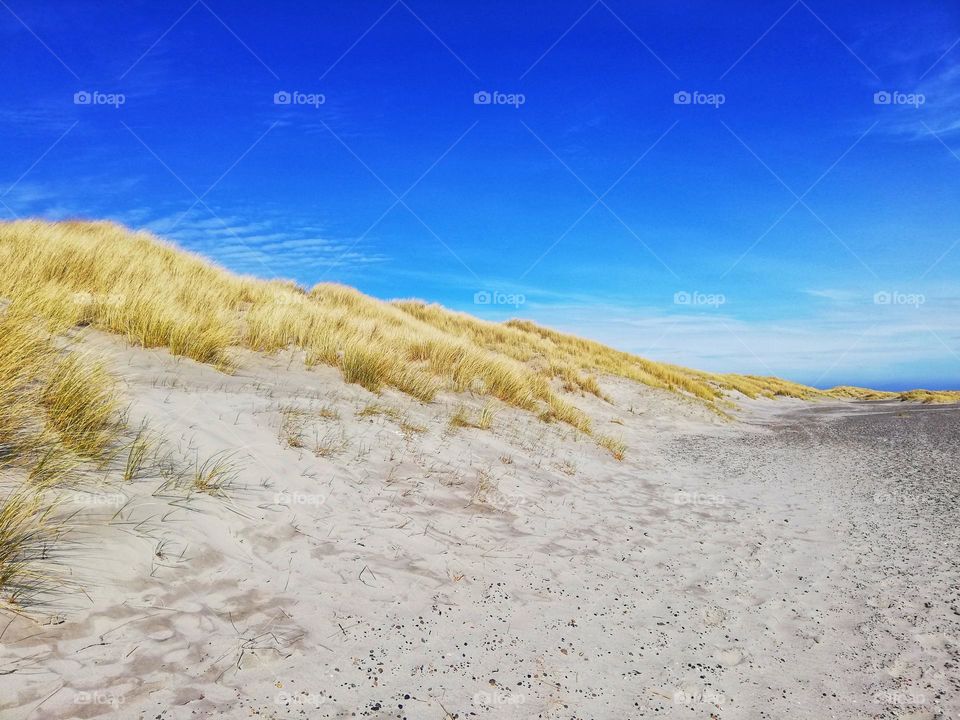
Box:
[1, 333, 957, 719]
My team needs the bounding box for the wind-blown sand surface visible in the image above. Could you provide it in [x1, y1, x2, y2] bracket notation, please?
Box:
[1, 333, 957, 719]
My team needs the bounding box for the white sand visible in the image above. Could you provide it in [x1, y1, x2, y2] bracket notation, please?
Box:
[1, 332, 956, 719]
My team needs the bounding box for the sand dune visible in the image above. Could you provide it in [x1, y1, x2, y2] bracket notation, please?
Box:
[0, 221, 957, 719]
[1, 328, 957, 719]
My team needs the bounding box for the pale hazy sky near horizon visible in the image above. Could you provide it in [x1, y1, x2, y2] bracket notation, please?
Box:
[2, 1, 959, 389]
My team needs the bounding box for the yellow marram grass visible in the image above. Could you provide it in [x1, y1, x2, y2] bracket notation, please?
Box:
[0, 489, 63, 607]
[0, 219, 588, 424]
[41, 353, 118, 457]
[897, 389, 960, 403]
[0, 308, 119, 607]
[1, 219, 955, 424]
[0, 309, 119, 461]
[597, 435, 627, 461]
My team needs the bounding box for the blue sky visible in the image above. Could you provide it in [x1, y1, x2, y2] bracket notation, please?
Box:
[2, 0, 959, 389]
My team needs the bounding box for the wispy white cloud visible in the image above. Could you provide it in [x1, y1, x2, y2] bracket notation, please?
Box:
[874, 37, 960, 140]
[0, 179, 389, 280]
[516, 287, 960, 388]
[142, 208, 388, 279]
[803, 288, 861, 302]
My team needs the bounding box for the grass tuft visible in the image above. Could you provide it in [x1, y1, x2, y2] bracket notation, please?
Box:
[0, 489, 63, 607]
[449, 405, 472, 428]
[41, 353, 119, 457]
[476, 402, 497, 430]
[597, 435, 626, 461]
[122, 425, 154, 482]
[279, 408, 308, 448]
[192, 453, 239, 497]
[448, 403, 497, 430]
[357, 403, 403, 421]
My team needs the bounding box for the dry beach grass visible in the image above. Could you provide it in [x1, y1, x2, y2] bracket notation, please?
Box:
[4, 219, 952, 418]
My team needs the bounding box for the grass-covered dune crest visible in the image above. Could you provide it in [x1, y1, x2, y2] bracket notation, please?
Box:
[1, 218, 956, 422]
